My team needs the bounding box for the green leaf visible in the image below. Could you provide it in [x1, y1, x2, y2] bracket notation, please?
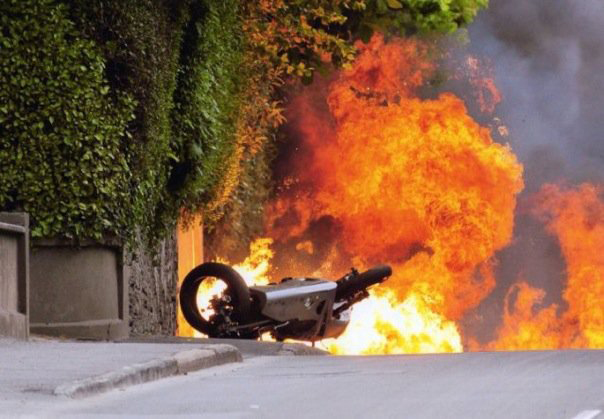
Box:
[386, 0, 404, 9]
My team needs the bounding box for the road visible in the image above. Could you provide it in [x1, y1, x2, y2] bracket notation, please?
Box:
[46, 350, 604, 419]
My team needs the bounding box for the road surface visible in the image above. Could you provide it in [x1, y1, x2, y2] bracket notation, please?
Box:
[46, 350, 604, 419]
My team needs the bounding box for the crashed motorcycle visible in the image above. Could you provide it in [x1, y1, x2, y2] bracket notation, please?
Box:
[179, 262, 392, 342]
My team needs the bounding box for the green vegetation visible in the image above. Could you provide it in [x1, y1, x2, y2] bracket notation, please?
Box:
[0, 0, 135, 240]
[65, 0, 191, 242]
[169, 0, 245, 225]
[0, 0, 488, 250]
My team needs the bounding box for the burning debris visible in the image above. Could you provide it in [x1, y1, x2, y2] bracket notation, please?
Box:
[262, 34, 523, 354]
[180, 245, 393, 342]
[181, 30, 603, 354]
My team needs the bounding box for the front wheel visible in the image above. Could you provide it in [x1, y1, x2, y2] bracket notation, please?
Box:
[179, 262, 252, 337]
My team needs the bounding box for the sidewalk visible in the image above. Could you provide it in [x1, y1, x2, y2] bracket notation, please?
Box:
[0, 336, 242, 404]
[0, 335, 327, 407]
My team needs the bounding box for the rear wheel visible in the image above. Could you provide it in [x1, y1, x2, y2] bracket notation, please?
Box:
[179, 262, 252, 337]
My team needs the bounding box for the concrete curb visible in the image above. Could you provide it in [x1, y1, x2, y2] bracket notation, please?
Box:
[123, 337, 331, 357]
[53, 344, 242, 399]
[277, 343, 329, 356]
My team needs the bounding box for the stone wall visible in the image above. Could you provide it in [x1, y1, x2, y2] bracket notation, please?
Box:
[127, 230, 178, 336]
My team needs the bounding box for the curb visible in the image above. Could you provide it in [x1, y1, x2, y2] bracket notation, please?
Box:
[277, 343, 329, 356]
[123, 337, 331, 357]
[53, 344, 242, 399]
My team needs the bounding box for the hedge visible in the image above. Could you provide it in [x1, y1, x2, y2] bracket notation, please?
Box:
[168, 0, 245, 224]
[64, 0, 192, 243]
[0, 0, 248, 244]
[0, 0, 489, 250]
[0, 0, 135, 240]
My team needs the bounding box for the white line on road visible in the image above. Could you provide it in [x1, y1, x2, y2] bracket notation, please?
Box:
[572, 410, 602, 419]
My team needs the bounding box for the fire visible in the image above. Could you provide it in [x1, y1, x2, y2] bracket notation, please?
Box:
[266, 34, 523, 353]
[480, 282, 561, 351]
[464, 56, 502, 114]
[180, 34, 601, 354]
[487, 183, 604, 349]
[229, 238, 273, 287]
[537, 184, 604, 348]
[324, 290, 462, 355]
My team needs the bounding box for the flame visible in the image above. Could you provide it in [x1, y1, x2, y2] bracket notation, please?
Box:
[536, 184, 604, 348]
[487, 183, 604, 350]
[480, 282, 561, 351]
[465, 56, 502, 114]
[180, 34, 601, 354]
[265, 34, 523, 354]
[229, 238, 273, 287]
[324, 290, 462, 355]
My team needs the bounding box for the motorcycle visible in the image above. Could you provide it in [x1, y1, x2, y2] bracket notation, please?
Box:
[179, 262, 392, 342]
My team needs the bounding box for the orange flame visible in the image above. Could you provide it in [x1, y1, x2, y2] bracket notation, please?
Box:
[535, 184, 604, 348]
[487, 183, 604, 350]
[480, 282, 561, 351]
[465, 56, 502, 114]
[266, 34, 523, 354]
[324, 290, 462, 355]
[181, 34, 601, 355]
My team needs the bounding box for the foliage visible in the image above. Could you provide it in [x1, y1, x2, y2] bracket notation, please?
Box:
[0, 0, 489, 250]
[353, 0, 489, 36]
[243, 0, 488, 83]
[0, 0, 135, 240]
[64, 0, 191, 242]
[168, 0, 246, 225]
[205, 144, 276, 261]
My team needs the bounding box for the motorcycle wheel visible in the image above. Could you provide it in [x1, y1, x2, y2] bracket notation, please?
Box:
[179, 262, 252, 337]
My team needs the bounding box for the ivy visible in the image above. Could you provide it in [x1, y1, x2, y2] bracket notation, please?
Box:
[63, 0, 192, 243]
[0, 0, 135, 241]
[0, 0, 489, 249]
[168, 0, 246, 224]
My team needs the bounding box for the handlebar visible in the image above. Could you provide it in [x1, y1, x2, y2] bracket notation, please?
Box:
[335, 264, 392, 301]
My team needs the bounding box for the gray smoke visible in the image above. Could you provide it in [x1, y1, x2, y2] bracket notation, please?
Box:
[469, 0, 604, 190]
[459, 0, 604, 344]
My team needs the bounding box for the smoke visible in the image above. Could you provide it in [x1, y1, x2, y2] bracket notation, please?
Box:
[468, 0, 604, 189]
[460, 0, 604, 343]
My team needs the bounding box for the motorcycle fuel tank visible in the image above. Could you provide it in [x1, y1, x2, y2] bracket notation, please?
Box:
[249, 278, 336, 323]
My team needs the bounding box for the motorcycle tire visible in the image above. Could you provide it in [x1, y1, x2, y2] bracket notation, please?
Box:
[179, 262, 252, 337]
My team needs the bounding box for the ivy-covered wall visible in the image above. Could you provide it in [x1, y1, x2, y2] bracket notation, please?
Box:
[0, 0, 251, 246]
[0, 0, 135, 241]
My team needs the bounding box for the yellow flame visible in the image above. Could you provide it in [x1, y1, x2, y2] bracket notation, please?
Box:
[195, 238, 462, 353]
[193, 239, 274, 338]
[323, 290, 462, 355]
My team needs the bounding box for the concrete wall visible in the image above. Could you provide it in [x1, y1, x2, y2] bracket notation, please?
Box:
[29, 240, 128, 340]
[0, 213, 29, 339]
[28, 230, 179, 340]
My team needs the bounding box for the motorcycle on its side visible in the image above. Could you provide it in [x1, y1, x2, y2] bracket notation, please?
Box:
[179, 262, 392, 342]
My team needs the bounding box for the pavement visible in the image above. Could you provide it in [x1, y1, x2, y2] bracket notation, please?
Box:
[45, 349, 604, 419]
[5, 336, 603, 418]
[0, 335, 326, 406]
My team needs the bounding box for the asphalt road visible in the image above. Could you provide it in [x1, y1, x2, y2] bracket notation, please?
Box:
[47, 350, 604, 419]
